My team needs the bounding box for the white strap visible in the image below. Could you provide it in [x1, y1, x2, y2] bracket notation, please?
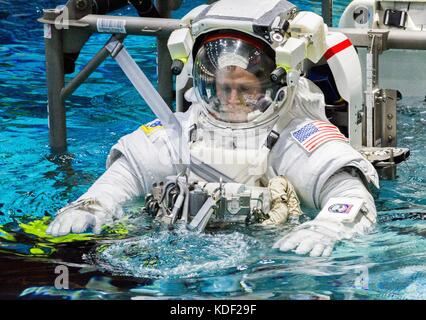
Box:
[106, 37, 189, 167]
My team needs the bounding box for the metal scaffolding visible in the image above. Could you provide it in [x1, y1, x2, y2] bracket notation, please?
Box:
[39, 0, 183, 153]
[39, 0, 426, 154]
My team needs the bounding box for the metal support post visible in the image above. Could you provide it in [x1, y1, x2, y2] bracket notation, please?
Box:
[322, 0, 333, 27]
[365, 30, 399, 179]
[156, 0, 179, 108]
[365, 29, 388, 147]
[43, 9, 67, 153]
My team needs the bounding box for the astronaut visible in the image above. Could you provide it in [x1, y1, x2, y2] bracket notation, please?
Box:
[47, 0, 379, 257]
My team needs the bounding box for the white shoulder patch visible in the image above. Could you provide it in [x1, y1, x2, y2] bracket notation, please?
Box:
[291, 120, 348, 153]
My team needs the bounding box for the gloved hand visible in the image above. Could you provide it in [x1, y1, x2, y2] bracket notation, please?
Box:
[273, 219, 352, 257]
[46, 198, 119, 236]
[46, 209, 104, 236]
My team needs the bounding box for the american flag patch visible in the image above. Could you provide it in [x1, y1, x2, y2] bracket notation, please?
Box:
[291, 120, 348, 153]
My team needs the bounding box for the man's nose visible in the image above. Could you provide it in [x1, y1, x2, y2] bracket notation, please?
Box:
[227, 89, 240, 106]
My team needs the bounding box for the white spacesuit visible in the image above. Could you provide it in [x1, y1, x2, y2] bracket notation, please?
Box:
[47, 0, 379, 257]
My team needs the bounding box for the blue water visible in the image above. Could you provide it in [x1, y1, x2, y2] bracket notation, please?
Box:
[1, 0, 425, 300]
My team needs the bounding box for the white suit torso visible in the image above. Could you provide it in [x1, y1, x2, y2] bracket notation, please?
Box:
[83, 78, 378, 215]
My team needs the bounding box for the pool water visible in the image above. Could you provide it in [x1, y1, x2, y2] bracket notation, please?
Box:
[0, 0, 425, 300]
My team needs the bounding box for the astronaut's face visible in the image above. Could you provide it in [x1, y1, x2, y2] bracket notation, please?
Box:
[193, 35, 281, 126]
[214, 66, 262, 123]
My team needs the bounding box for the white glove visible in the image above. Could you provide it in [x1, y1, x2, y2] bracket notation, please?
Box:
[46, 209, 104, 236]
[274, 215, 374, 257]
[46, 198, 119, 236]
[273, 219, 351, 257]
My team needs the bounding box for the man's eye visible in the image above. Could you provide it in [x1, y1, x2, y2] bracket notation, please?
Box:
[223, 85, 232, 94]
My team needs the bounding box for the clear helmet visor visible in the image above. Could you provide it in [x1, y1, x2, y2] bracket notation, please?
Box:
[193, 35, 281, 124]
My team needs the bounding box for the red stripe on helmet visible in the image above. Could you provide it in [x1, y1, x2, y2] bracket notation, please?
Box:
[324, 39, 353, 60]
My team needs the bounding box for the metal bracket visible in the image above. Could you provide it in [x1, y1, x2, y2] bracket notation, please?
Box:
[367, 29, 389, 54]
[365, 29, 390, 147]
[358, 146, 410, 180]
[376, 89, 397, 147]
[105, 37, 125, 58]
[38, 0, 93, 25]
[357, 110, 364, 125]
